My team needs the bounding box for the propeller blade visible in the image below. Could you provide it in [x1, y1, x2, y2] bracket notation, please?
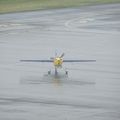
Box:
[55, 50, 57, 57]
[60, 53, 65, 58]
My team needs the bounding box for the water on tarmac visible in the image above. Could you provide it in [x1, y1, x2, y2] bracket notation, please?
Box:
[0, 4, 120, 120]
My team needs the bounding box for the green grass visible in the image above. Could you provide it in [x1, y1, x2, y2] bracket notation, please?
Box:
[0, 0, 120, 13]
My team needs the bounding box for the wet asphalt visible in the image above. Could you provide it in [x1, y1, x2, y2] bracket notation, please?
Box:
[0, 3, 120, 120]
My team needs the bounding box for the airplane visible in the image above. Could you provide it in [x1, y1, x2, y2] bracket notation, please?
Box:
[20, 53, 96, 76]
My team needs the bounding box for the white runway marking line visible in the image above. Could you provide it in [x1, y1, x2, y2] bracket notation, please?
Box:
[0, 23, 22, 28]
[64, 9, 120, 30]
[65, 17, 95, 29]
[0, 22, 33, 33]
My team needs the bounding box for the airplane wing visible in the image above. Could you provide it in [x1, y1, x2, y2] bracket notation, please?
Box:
[20, 60, 53, 62]
[63, 60, 96, 62]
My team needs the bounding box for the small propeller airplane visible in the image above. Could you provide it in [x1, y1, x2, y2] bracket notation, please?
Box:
[20, 53, 96, 76]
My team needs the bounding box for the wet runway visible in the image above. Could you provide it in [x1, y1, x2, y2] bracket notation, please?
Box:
[0, 3, 120, 120]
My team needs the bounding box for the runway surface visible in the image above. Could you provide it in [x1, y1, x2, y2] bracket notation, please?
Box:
[0, 3, 120, 120]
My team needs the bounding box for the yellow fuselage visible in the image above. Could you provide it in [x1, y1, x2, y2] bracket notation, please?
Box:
[53, 57, 63, 68]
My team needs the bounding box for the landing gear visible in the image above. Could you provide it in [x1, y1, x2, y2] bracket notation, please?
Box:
[47, 68, 68, 76]
[48, 70, 51, 75]
[65, 71, 68, 75]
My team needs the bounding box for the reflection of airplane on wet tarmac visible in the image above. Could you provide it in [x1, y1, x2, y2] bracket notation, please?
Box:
[20, 53, 96, 75]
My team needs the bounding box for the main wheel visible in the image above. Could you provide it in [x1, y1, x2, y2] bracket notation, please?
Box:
[48, 70, 51, 75]
[65, 71, 68, 75]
